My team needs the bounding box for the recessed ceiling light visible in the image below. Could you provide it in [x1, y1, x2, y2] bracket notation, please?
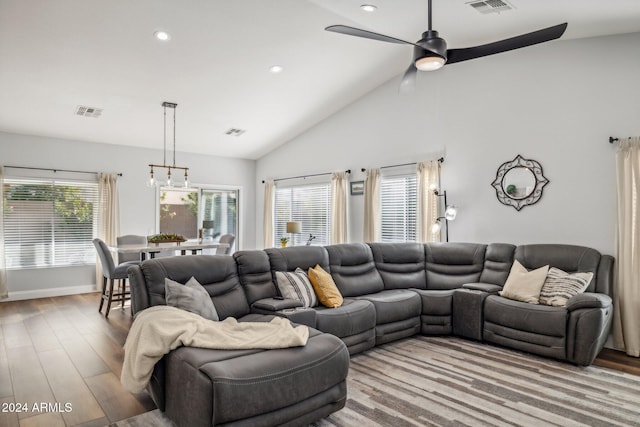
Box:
[360, 4, 377, 12]
[154, 30, 171, 41]
[269, 65, 284, 74]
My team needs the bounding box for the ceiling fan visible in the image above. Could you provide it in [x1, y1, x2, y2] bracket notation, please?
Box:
[325, 0, 567, 92]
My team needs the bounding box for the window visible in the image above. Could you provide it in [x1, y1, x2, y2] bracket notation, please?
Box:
[274, 183, 331, 246]
[3, 178, 99, 268]
[159, 187, 238, 241]
[380, 174, 417, 242]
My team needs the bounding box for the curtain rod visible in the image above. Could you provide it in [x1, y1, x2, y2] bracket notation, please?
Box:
[4, 165, 123, 176]
[360, 157, 444, 173]
[609, 136, 640, 143]
[262, 169, 351, 184]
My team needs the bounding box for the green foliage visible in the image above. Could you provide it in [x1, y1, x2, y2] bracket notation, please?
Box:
[4, 183, 94, 225]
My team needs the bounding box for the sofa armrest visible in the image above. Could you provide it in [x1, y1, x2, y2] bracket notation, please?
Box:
[566, 293, 612, 311]
[461, 283, 502, 294]
[252, 298, 303, 312]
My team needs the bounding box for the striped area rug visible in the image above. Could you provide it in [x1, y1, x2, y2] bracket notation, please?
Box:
[114, 336, 640, 427]
[315, 336, 640, 427]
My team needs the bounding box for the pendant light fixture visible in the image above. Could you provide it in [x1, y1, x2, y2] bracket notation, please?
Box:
[148, 101, 189, 188]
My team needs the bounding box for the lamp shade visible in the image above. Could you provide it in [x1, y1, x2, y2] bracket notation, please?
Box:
[444, 205, 458, 221]
[202, 220, 215, 229]
[286, 221, 301, 233]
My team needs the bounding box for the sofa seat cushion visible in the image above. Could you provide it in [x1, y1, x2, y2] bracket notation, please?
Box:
[355, 289, 421, 325]
[414, 289, 454, 316]
[484, 295, 567, 337]
[313, 298, 375, 339]
[413, 289, 454, 335]
[165, 327, 349, 425]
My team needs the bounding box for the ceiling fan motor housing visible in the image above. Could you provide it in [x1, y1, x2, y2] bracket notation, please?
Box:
[416, 30, 447, 61]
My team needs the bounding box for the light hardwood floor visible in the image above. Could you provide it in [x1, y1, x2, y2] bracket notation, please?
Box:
[1, 293, 639, 427]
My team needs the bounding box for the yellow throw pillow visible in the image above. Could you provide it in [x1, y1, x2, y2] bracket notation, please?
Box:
[308, 265, 343, 308]
[499, 260, 549, 304]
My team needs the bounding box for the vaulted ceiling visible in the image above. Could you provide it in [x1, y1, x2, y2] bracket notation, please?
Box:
[1, 0, 639, 159]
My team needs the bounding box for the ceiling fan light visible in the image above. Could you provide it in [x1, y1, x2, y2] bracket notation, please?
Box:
[415, 55, 445, 71]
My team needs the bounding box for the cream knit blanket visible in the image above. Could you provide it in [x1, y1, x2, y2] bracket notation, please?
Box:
[121, 305, 309, 393]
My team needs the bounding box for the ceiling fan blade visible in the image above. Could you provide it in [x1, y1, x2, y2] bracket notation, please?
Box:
[446, 23, 567, 65]
[325, 25, 415, 46]
[399, 64, 417, 94]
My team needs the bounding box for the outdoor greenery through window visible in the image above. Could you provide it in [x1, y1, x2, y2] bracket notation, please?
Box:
[3, 178, 99, 268]
[159, 187, 238, 241]
[274, 183, 331, 247]
[380, 174, 417, 242]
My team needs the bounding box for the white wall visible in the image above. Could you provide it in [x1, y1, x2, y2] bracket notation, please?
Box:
[257, 32, 640, 256]
[0, 131, 256, 300]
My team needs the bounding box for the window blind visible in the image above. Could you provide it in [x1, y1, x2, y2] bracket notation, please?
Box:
[3, 178, 99, 268]
[274, 183, 331, 246]
[380, 174, 417, 242]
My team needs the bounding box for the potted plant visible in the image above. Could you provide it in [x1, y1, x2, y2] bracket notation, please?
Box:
[280, 237, 289, 247]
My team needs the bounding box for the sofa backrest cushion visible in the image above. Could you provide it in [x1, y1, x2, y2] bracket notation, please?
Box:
[425, 243, 487, 290]
[326, 243, 384, 297]
[479, 243, 516, 286]
[138, 255, 250, 319]
[514, 244, 602, 293]
[265, 246, 329, 273]
[233, 250, 277, 304]
[368, 242, 427, 290]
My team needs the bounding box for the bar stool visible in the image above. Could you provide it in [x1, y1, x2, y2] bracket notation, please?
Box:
[93, 238, 139, 318]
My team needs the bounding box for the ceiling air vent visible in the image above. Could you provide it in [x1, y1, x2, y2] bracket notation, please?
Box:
[467, 0, 514, 14]
[75, 105, 103, 118]
[225, 128, 246, 137]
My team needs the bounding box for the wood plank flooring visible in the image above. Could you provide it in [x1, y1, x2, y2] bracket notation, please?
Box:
[0, 293, 154, 427]
[1, 293, 639, 427]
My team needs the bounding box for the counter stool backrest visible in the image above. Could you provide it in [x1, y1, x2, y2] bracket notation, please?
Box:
[117, 234, 148, 263]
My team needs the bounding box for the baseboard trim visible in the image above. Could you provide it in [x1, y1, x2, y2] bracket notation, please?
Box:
[0, 285, 99, 302]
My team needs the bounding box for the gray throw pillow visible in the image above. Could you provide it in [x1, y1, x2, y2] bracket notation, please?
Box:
[164, 276, 219, 321]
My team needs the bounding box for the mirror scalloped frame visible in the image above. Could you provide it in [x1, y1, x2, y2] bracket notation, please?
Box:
[491, 154, 549, 211]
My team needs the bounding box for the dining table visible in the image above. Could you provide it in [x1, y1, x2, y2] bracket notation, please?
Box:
[111, 240, 230, 261]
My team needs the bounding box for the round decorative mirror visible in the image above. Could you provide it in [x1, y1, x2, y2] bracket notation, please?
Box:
[491, 155, 548, 211]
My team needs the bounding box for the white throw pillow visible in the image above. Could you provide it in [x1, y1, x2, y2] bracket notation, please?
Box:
[274, 268, 318, 308]
[499, 260, 549, 304]
[539, 267, 593, 307]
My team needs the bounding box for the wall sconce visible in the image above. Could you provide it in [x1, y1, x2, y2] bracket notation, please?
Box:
[432, 189, 457, 242]
[286, 221, 301, 246]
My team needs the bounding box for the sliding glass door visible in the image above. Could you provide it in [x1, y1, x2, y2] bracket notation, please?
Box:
[158, 187, 238, 243]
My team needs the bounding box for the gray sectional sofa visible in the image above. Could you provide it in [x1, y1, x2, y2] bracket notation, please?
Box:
[128, 242, 614, 427]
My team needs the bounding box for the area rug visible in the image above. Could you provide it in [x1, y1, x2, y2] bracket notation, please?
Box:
[111, 336, 640, 427]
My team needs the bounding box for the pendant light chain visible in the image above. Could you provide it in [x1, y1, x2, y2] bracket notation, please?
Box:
[163, 104, 167, 167]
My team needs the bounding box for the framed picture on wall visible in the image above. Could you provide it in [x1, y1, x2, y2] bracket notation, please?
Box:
[350, 181, 364, 195]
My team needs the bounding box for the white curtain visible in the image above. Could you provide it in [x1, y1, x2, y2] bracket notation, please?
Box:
[331, 172, 348, 244]
[417, 160, 441, 242]
[363, 168, 380, 242]
[96, 173, 120, 286]
[263, 180, 275, 249]
[613, 137, 640, 357]
[0, 166, 8, 299]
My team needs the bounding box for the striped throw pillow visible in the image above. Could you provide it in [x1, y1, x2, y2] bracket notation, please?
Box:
[539, 267, 593, 307]
[275, 268, 318, 308]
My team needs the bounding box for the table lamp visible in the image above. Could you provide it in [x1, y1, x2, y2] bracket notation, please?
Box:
[286, 221, 301, 246]
[201, 220, 215, 241]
